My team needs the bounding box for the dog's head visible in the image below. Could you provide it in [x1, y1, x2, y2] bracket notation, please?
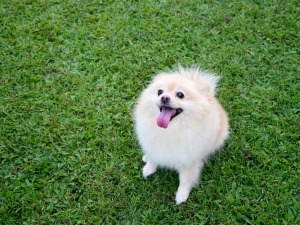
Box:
[142, 68, 219, 129]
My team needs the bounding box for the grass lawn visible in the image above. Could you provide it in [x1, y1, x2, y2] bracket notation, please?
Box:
[1, 0, 299, 224]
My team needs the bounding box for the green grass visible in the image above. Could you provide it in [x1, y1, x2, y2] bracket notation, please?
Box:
[1, 0, 299, 224]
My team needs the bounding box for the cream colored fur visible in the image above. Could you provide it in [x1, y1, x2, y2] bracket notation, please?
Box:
[134, 67, 229, 204]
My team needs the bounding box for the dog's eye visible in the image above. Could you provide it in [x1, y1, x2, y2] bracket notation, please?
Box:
[158, 89, 163, 96]
[176, 92, 184, 99]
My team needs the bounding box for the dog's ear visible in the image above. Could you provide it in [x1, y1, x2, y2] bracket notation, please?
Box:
[196, 76, 219, 96]
[153, 72, 168, 81]
[197, 82, 213, 96]
[197, 74, 220, 96]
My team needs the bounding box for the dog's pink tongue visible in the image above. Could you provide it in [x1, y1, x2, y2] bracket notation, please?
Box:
[157, 107, 175, 129]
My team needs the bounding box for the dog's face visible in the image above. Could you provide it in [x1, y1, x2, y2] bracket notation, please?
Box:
[143, 73, 211, 129]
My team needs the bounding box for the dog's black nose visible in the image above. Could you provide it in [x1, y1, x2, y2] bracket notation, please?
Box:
[161, 95, 170, 103]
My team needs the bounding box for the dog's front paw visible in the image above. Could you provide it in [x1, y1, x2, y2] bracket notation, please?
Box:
[175, 188, 190, 205]
[142, 155, 148, 163]
[142, 162, 157, 178]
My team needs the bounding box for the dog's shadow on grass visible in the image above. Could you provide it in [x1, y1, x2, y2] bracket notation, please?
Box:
[134, 168, 179, 203]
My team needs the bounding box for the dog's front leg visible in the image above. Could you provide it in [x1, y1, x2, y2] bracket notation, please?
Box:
[176, 160, 204, 205]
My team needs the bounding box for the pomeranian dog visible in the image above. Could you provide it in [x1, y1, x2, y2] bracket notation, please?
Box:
[134, 67, 229, 204]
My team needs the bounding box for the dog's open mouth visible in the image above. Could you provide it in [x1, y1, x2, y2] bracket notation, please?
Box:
[157, 106, 183, 129]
